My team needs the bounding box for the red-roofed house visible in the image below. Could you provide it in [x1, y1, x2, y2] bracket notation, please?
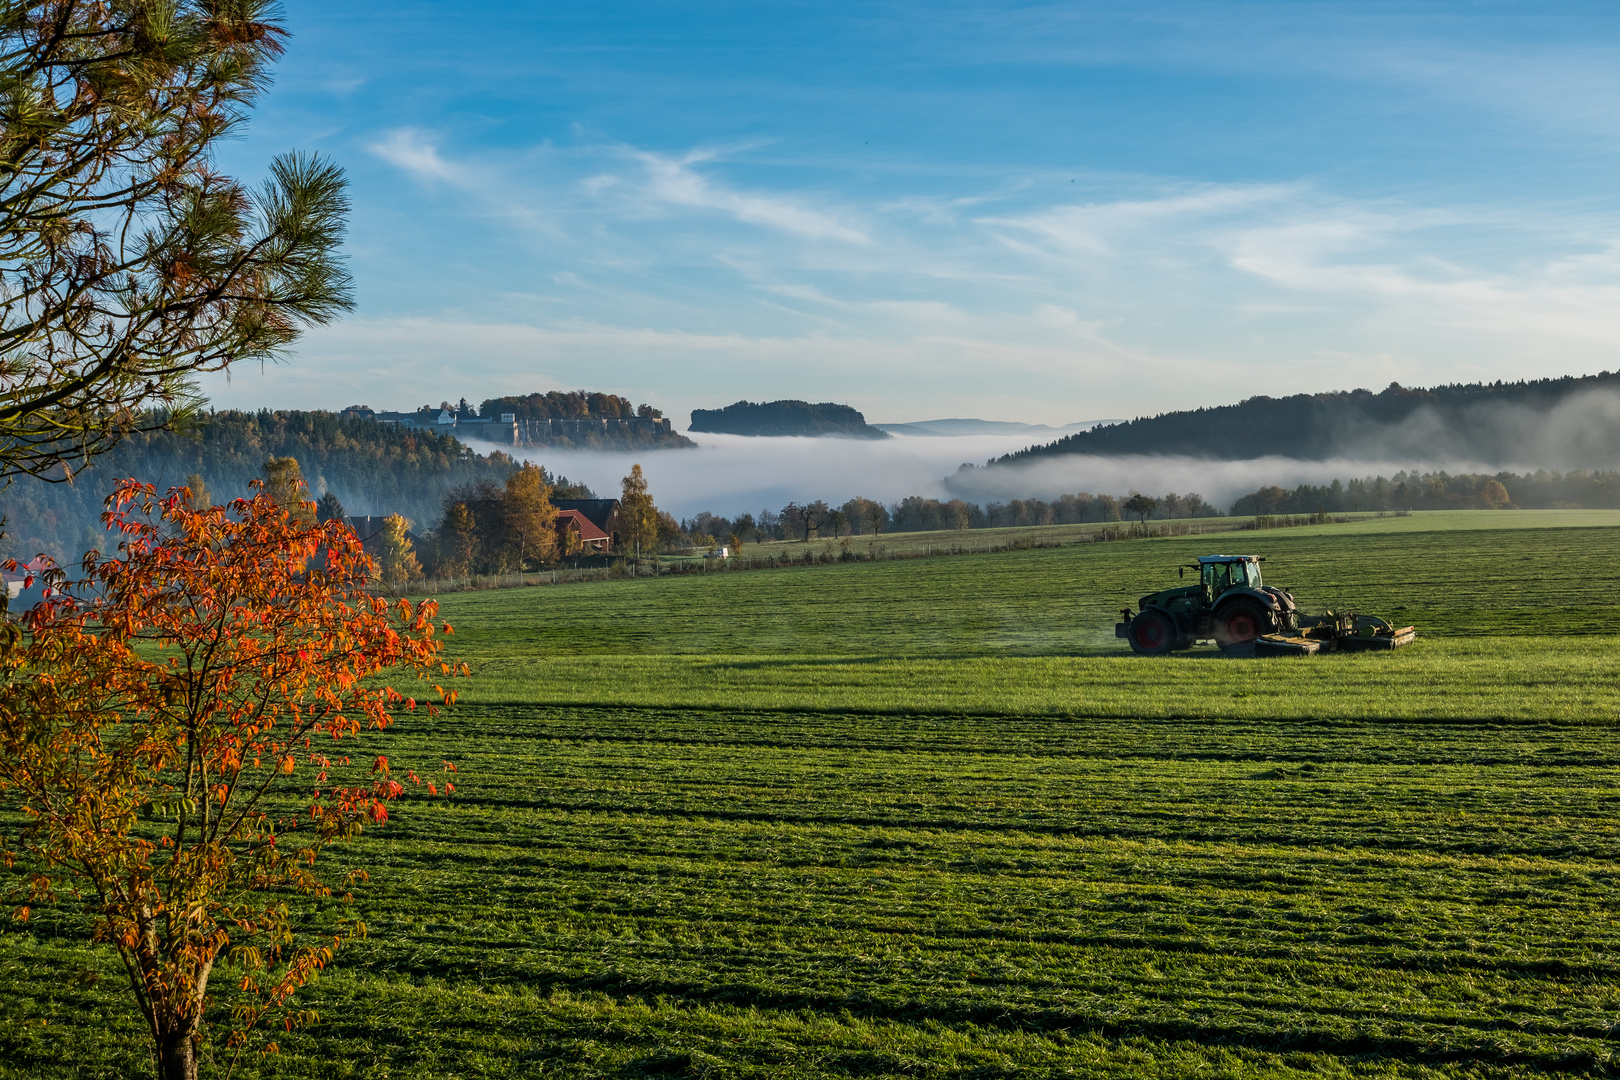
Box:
[555, 508, 612, 554]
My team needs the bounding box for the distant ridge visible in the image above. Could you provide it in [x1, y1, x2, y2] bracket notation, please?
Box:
[977, 372, 1620, 469]
[874, 418, 1119, 437]
[0, 409, 547, 566]
[690, 400, 889, 439]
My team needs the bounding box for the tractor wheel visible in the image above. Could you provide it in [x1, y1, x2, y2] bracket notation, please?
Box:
[1215, 599, 1271, 648]
[1127, 610, 1176, 656]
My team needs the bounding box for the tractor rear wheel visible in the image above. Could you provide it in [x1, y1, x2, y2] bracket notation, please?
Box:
[1215, 599, 1270, 648]
[1127, 610, 1176, 656]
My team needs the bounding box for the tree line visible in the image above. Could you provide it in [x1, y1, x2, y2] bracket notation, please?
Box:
[477, 390, 664, 421]
[413, 465, 584, 578]
[1229, 469, 1620, 514]
[672, 468, 1620, 553]
[403, 483, 1218, 577]
[677, 490, 1222, 547]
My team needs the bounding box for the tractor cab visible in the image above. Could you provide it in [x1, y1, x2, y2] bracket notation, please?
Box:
[1198, 555, 1262, 603]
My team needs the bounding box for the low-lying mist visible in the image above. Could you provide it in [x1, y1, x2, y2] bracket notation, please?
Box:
[465, 431, 1532, 519]
[467, 432, 1042, 518]
[1294, 388, 1620, 467]
[943, 453, 1510, 507]
[999, 387, 1620, 471]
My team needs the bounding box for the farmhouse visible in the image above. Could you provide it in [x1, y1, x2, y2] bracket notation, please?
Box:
[555, 509, 612, 553]
[554, 499, 621, 551]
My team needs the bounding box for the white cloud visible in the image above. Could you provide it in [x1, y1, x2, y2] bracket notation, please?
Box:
[633, 151, 871, 243]
[1218, 207, 1620, 347]
[1372, 44, 1620, 144]
[981, 184, 1295, 256]
[367, 129, 465, 184]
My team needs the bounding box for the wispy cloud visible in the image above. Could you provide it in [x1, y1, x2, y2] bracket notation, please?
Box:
[1218, 204, 1620, 346]
[367, 129, 465, 184]
[322, 76, 366, 96]
[982, 184, 1298, 256]
[632, 151, 871, 243]
[1368, 43, 1620, 144]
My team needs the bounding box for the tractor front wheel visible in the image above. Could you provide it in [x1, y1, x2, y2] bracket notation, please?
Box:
[1127, 610, 1177, 656]
[1215, 599, 1270, 648]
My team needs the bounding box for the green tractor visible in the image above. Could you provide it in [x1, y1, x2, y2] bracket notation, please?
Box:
[1116, 555, 1293, 655]
[1115, 554, 1417, 656]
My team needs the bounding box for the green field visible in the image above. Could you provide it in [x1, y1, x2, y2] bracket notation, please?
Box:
[3, 510, 1619, 1077]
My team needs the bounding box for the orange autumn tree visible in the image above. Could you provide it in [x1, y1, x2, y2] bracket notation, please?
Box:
[0, 479, 464, 1080]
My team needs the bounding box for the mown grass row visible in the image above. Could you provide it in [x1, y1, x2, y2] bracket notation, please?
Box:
[461, 637, 1620, 720]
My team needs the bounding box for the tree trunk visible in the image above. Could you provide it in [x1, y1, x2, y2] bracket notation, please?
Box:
[148, 952, 212, 1080]
[158, 1030, 198, 1080]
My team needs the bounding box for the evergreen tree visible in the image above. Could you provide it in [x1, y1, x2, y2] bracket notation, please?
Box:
[0, 1, 353, 486]
[439, 478, 507, 572]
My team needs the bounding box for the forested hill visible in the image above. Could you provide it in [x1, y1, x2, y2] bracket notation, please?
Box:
[0, 410, 530, 564]
[690, 400, 889, 439]
[474, 390, 695, 449]
[990, 372, 1620, 467]
[480, 390, 651, 421]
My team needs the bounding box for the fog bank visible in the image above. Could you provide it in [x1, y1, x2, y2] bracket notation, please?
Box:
[1303, 388, 1620, 468]
[464, 432, 1038, 519]
[999, 388, 1620, 471]
[943, 453, 1509, 508]
[464, 432, 1525, 519]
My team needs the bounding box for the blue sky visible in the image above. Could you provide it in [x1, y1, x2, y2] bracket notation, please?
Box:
[200, 1, 1620, 426]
